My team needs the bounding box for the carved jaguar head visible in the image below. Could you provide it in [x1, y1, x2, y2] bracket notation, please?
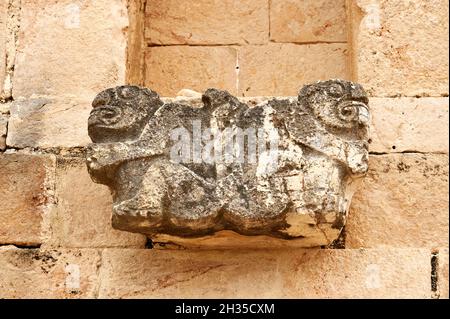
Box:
[88, 85, 162, 143]
[298, 79, 370, 131]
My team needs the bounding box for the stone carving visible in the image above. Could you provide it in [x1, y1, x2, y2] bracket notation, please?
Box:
[86, 79, 370, 247]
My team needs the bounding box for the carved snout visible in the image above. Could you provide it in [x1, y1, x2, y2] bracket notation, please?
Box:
[347, 145, 369, 176]
[88, 105, 122, 127]
[357, 104, 370, 126]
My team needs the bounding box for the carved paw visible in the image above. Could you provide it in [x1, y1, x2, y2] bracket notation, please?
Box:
[86, 143, 121, 172]
[347, 152, 369, 175]
[113, 198, 164, 227]
[350, 161, 369, 176]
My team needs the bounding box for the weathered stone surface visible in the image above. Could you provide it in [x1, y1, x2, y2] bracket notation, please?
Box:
[6, 0, 130, 147]
[98, 248, 430, 298]
[13, 0, 128, 99]
[369, 97, 449, 153]
[238, 43, 349, 96]
[0, 113, 6, 150]
[0, 154, 54, 245]
[145, 46, 237, 96]
[86, 80, 369, 247]
[6, 97, 92, 148]
[351, 0, 449, 96]
[0, 247, 100, 298]
[347, 154, 449, 249]
[48, 158, 146, 248]
[0, 0, 18, 101]
[0, 0, 6, 94]
[145, 0, 268, 45]
[270, 0, 347, 43]
[126, 0, 146, 86]
[0, 101, 9, 114]
[438, 248, 449, 299]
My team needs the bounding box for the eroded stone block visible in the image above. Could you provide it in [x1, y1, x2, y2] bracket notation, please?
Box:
[270, 0, 347, 43]
[86, 80, 370, 247]
[351, 0, 449, 97]
[49, 157, 147, 248]
[347, 153, 449, 249]
[238, 43, 349, 96]
[0, 154, 55, 246]
[6, 97, 92, 148]
[13, 0, 128, 99]
[369, 97, 449, 153]
[0, 0, 7, 95]
[145, 0, 268, 45]
[0, 247, 100, 298]
[98, 248, 430, 298]
[145, 46, 237, 96]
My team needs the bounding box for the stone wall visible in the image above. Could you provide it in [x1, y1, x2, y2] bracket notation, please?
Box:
[143, 0, 350, 96]
[0, 0, 448, 298]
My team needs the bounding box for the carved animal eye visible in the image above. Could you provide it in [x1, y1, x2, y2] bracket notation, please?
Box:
[102, 110, 117, 119]
[328, 83, 344, 97]
[119, 86, 138, 99]
[97, 108, 120, 125]
[339, 105, 358, 120]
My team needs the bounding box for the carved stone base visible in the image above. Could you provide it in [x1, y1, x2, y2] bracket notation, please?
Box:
[86, 79, 370, 247]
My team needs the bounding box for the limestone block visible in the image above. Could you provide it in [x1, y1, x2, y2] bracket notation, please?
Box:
[238, 43, 349, 96]
[145, 46, 237, 96]
[48, 157, 146, 248]
[85, 80, 369, 247]
[0, 247, 100, 298]
[270, 0, 347, 43]
[6, 97, 92, 148]
[347, 154, 449, 249]
[13, 0, 128, 99]
[126, 0, 146, 85]
[0, 154, 55, 246]
[98, 248, 430, 298]
[0, 0, 7, 94]
[369, 97, 449, 153]
[145, 0, 268, 45]
[351, 0, 449, 96]
[0, 101, 9, 113]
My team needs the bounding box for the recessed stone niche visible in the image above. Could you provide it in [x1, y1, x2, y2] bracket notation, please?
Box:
[126, 0, 352, 96]
[86, 79, 370, 248]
